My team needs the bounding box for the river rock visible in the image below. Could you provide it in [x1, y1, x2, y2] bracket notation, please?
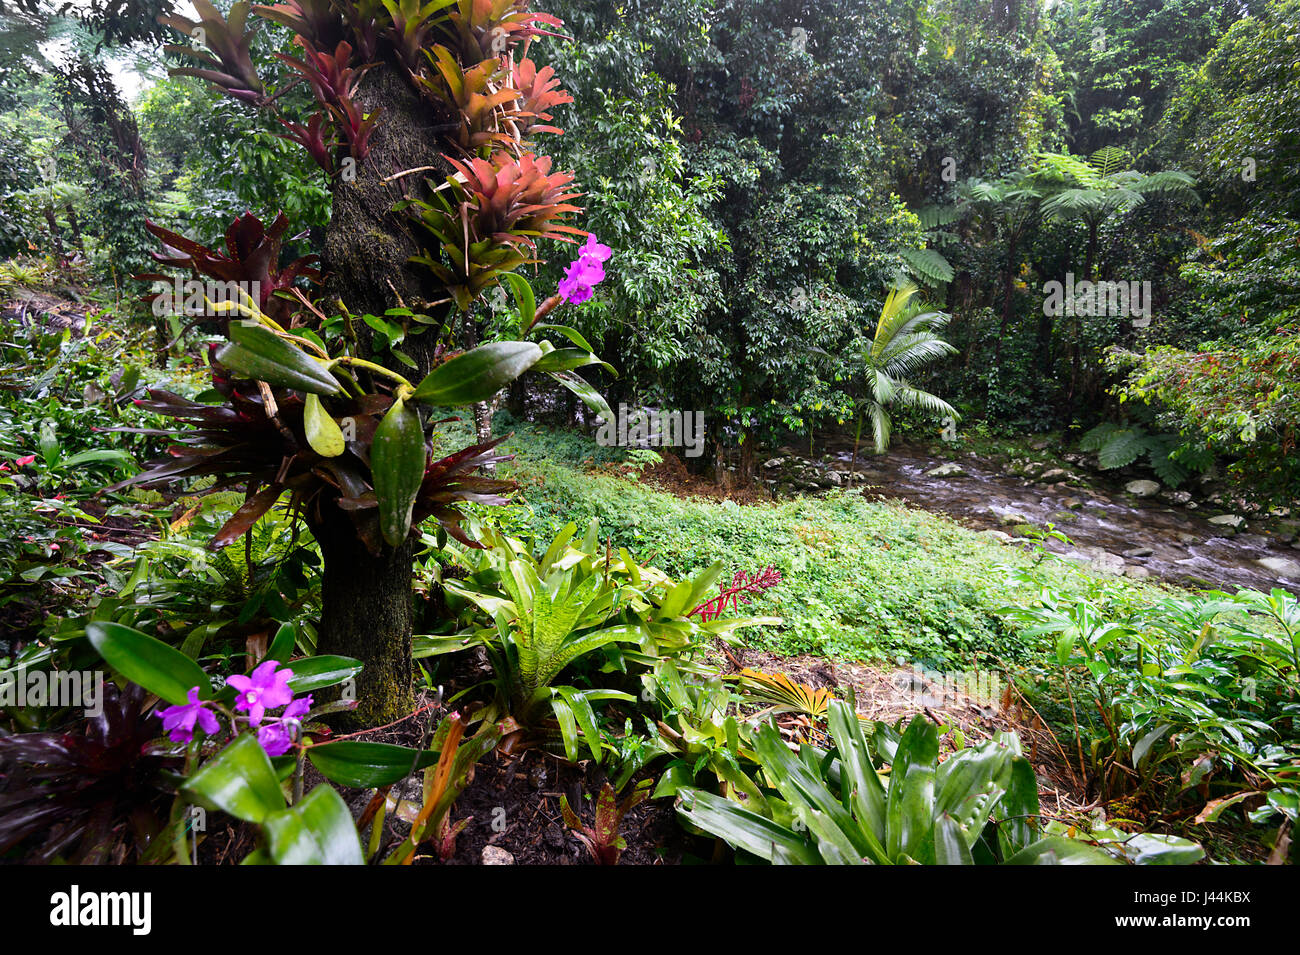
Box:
[998, 510, 1036, 527]
[1122, 547, 1154, 558]
[763, 457, 785, 469]
[927, 462, 966, 478]
[1048, 510, 1078, 524]
[1257, 557, 1300, 578]
[482, 846, 515, 865]
[1039, 468, 1070, 484]
[1274, 519, 1300, 543]
[981, 530, 1013, 543]
[1125, 480, 1161, 498]
[1088, 550, 1127, 575]
[1061, 497, 1083, 510]
[1161, 490, 1193, 505]
[1123, 565, 1151, 579]
[1028, 436, 1052, 451]
[1208, 514, 1245, 533]
[1176, 532, 1199, 545]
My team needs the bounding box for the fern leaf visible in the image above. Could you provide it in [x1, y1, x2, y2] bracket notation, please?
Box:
[900, 247, 955, 285]
[1096, 428, 1148, 469]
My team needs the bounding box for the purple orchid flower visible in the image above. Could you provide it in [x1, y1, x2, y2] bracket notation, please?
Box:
[227, 660, 294, 727]
[558, 234, 612, 305]
[255, 694, 313, 757]
[256, 721, 294, 757]
[559, 256, 605, 305]
[578, 233, 612, 263]
[158, 687, 219, 744]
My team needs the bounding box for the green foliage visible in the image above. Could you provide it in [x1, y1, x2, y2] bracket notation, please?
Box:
[1001, 566, 1300, 840]
[677, 701, 1201, 864]
[854, 280, 959, 454]
[431, 518, 773, 760]
[1078, 420, 1209, 487]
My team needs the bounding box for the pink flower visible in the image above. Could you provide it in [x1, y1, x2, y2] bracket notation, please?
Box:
[14, 455, 35, 467]
[557, 234, 612, 305]
[255, 694, 313, 756]
[158, 687, 219, 744]
[578, 234, 612, 263]
[558, 256, 605, 305]
[256, 721, 294, 756]
[227, 661, 294, 727]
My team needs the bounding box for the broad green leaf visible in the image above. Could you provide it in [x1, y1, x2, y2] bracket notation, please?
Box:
[411, 341, 542, 405]
[502, 272, 536, 327]
[86, 621, 209, 706]
[677, 789, 820, 865]
[1005, 836, 1120, 865]
[371, 398, 426, 547]
[303, 393, 346, 457]
[218, 322, 340, 396]
[307, 741, 441, 787]
[182, 735, 286, 824]
[263, 785, 364, 865]
[285, 655, 362, 694]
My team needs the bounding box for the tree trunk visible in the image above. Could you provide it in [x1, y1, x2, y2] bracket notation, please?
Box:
[311, 62, 455, 727]
[992, 232, 1018, 367]
[311, 514, 417, 728]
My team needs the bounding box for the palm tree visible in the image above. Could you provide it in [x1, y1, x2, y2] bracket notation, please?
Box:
[849, 281, 959, 478]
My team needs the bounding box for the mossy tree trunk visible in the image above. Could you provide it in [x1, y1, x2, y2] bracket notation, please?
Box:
[311, 62, 455, 727]
[310, 514, 417, 727]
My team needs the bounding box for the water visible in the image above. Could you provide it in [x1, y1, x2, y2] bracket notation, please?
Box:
[827, 445, 1300, 595]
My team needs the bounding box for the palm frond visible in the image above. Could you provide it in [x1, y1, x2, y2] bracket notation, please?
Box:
[890, 382, 959, 421]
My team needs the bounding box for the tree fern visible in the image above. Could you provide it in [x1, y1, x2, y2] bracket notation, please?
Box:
[900, 247, 955, 286]
[1080, 422, 1210, 488]
[1089, 146, 1131, 178]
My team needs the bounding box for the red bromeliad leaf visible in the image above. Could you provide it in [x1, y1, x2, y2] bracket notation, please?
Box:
[444, 0, 568, 63]
[160, 0, 266, 103]
[136, 212, 320, 324]
[279, 111, 336, 174]
[276, 39, 373, 110]
[510, 57, 571, 138]
[252, 0, 347, 50]
[408, 150, 581, 308]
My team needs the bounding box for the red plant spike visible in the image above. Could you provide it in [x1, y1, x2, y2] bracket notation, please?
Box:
[690, 566, 782, 622]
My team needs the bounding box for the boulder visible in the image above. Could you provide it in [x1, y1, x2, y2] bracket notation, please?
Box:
[1257, 556, 1300, 578]
[926, 462, 966, 478]
[998, 510, 1036, 527]
[1125, 479, 1161, 498]
[1208, 514, 1245, 533]
[1090, 551, 1127, 575]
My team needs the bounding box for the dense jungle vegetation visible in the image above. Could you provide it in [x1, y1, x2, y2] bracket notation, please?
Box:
[0, 0, 1296, 879]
